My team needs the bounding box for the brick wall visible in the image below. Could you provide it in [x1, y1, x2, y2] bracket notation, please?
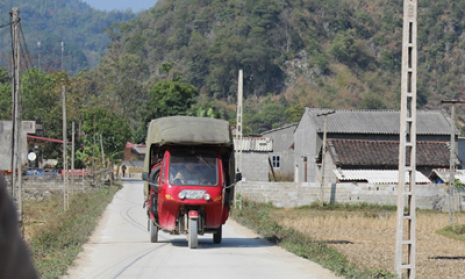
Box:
[236, 181, 461, 210]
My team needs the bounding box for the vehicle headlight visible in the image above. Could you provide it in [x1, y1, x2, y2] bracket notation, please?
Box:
[203, 193, 211, 201]
[178, 191, 186, 200]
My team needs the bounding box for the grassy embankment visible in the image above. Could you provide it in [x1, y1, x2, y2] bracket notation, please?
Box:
[232, 201, 396, 279]
[232, 201, 465, 278]
[23, 183, 121, 279]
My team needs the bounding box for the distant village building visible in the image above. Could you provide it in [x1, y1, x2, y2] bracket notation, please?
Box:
[0, 121, 29, 172]
[261, 123, 297, 178]
[123, 142, 146, 161]
[294, 108, 457, 184]
[234, 137, 272, 181]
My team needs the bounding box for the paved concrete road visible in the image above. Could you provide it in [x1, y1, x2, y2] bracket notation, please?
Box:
[63, 180, 342, 279]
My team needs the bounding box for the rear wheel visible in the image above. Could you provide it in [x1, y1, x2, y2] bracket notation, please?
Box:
[150, 220, 158, 243]
[213, 225, 222, 244]
[188, 217, 198, 249]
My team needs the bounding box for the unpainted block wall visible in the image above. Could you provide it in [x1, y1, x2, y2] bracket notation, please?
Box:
[236, 181, 460, 210]
[240, 152, 269, 181]
[5, 175, 99, 201]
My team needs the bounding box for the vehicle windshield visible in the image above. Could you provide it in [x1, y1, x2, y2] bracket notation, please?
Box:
[169, 150, 218, 186]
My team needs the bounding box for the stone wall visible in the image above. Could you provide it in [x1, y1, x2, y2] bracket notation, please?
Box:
[236, 181, 463, 210]
[5, 175, 101, 201]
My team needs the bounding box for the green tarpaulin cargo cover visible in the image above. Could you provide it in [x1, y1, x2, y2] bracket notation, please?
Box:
[146, 116, 233, 147]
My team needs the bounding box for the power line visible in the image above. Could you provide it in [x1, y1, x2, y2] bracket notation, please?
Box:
[0, 21, 12, 29]
[19, 23, 34, 71]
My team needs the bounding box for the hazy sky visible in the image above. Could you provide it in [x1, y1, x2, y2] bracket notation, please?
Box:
[81, 0, 156, 12]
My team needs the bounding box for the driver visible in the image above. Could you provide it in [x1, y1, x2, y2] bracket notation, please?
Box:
[173, 162, 203, 184]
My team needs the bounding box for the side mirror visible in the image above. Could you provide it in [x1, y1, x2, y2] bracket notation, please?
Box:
[142, 172, 149, 181]
[235, 172, 242, 182]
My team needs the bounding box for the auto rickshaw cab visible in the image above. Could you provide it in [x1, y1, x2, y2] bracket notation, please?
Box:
[142, 116, 240, 248]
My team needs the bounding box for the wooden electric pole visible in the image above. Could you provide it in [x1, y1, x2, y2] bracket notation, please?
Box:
[395, 0, 417, 277]
[317, 110, 335, 206]
[441, 100, 465, 230]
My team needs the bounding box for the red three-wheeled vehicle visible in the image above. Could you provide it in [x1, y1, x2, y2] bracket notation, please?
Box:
[142, 116, 241, 248]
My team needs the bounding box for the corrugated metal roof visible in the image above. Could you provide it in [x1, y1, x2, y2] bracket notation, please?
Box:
[333, 169, 430, 184]
[234, 137, 272, 152]
[306, 108, 453, 135]
[429, 169, 465, 184]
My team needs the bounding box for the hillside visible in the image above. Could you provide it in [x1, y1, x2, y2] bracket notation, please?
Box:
[0, 0, 137, 73]
[97, 0, 465, 134]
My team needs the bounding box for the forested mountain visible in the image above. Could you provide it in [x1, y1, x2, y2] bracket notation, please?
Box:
[100, 0, 465, 134]
[0, 0, 136, 73]
[2, 0, 465, 165]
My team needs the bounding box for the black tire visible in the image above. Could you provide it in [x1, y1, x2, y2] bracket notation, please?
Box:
[213, 225, 222, 244]
[188, 217, 198, 249]
[150, 220, 158, 243]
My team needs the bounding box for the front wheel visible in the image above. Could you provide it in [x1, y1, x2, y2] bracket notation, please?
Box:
[213, 225, 222, 244]
[188, 217, 198, 249]
[150, 220, 158, 243]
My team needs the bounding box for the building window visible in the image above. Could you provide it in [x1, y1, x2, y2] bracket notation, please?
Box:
[272, 155, 280, 168]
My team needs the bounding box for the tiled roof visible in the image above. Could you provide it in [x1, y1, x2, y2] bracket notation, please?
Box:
[326, 138, 452, 167]
[305, 108, 453, 135]
[333, 169, 430, 184]
[261, 123, 298, 135]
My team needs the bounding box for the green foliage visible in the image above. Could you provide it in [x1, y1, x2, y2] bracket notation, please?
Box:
[0, 0, 136, 73]
[0, 67, 11, 119]
[298, 201, 397, 211]
[358, 93, 387, 110]
[143, 79, 198, 120]
[284, 105, 304, 123]
[11, 0, 465, 137]
[195, 107, 219, 118]
[81, 107, 131, 160]
[437, 224, 465, 243]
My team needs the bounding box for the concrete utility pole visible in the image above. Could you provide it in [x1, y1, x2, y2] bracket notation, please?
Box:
[236, 69, 243, 173]
[235, 69, 243, 209]
[71, 122, 75, 195]
[441, 100, 465, 230]
[395, 0, 417, 277]
[61, 41, 64, 72]
[100, 134, 105, 168]
[37, 41, 41, 70]
[10, 7, 23, 225]
[317, 110, 335, 206]
[62, 85, 68, 211]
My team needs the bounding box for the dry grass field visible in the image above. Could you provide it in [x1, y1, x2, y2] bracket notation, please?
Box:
[271, 209, 465, 279]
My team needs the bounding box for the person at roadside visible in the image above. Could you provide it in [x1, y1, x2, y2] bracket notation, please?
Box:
[121, 164, 127, 178]
[0, 175, 39, 279]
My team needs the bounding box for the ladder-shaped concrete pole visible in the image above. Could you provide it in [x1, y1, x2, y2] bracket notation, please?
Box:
[395, 0, 417, 278]
[441, 100, 465, 230]
[235, 70, 243, 208]
[235, 69, 243, 174]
